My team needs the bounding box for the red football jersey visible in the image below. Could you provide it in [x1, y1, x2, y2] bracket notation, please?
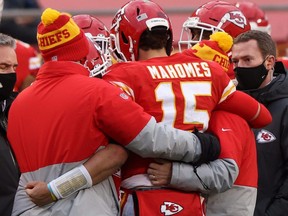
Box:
[104, 52, 270, 183]
[104, 53, 236, 181]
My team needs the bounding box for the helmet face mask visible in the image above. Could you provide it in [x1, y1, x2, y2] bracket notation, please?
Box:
[109, 10, 135, 63]
[85, 32, 112, 67]
[81, 35, 109, 78]
[73, 14, 112, 76]
[78, 35, 108, 78]
[109, 33, 135, 62]
[178, 0, 250, 52]
[179, 17, 223, 51]
[110, 0, 173, 62]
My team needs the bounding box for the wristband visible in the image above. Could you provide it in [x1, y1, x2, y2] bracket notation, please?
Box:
[47, 183, 58, 201]
[48, 165, 93, 199]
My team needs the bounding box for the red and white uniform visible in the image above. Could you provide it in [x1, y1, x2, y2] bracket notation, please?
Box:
[105, 53, 232, 184]
[14, 40, 41, 91]
[104, 52, 268, 186]
[9, 61, 204, 216]
[103, 52, 270, 215]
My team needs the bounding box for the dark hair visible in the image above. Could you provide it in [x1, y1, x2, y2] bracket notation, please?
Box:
[139, 28, 169, 51]
[233, 30, 276, 59]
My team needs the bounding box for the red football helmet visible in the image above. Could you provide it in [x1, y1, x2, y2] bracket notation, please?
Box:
[179, 0, 250, 51]
[80, 35, 108, 77]
[234, 1, 271, 35]
[110, 0, 173, 62]
[73, 14, 112, 74]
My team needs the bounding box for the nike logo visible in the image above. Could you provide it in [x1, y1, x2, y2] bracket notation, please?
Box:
[221, 128, 232, 132]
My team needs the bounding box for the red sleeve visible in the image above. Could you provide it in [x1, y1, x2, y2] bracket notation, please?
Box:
[208, 111, 244, 165]
[94, 81, 152, 145]
[216, 90, 272, 128]
[208, 111, 258, 187]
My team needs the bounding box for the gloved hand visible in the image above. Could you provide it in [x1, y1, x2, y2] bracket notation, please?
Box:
[192, 129, 220, 166]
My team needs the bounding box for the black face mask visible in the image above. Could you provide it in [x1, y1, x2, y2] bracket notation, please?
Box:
[0, 73, 16, 101]
[234, 61, 269, 90]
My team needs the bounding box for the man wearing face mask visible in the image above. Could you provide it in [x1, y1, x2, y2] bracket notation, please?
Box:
[0, 33, 20, 216]
[231, 30, 288, 216]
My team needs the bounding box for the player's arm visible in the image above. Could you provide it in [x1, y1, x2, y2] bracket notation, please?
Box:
[96, 81, 221, 164]
[169, 159, 237, 193]
[103, 65, 221, 163]
[216, 90, 272, 128]
[125, 118, 220, 164]
[147, 111, 248, 193]
[26, 144, 128, 206]
[148, 158, 238, 194]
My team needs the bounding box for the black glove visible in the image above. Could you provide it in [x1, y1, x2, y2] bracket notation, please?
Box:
[192, 129, 220, 166]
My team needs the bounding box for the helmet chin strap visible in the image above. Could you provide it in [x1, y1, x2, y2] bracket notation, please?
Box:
[128, 36, 135, 61]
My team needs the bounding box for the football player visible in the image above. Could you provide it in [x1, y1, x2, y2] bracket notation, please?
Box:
[178, 0, 251, 80]
[103, 0, 271, 215]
